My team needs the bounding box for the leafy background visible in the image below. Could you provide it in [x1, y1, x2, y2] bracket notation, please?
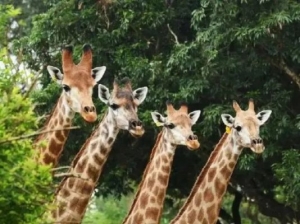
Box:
[1, 0, 300, 223]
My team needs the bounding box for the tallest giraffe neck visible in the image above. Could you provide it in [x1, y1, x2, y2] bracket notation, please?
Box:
[171, 132, 243, 224]
[123, 130, 177, 224]
[51, 110, 119, 223]
[34, 94, 74, 166]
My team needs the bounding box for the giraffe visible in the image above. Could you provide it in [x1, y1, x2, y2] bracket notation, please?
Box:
[49, 77, 148, 223]
[33, 44, 106, 167]
[122, 101, 201, 224]
[170, 99, 272, 224]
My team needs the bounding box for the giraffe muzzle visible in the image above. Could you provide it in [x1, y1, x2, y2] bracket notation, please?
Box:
[129, 120, 145, 137]
[250, 138, 265, 154]
[186, 134, 200, 150]
[81, 106, 97, 122]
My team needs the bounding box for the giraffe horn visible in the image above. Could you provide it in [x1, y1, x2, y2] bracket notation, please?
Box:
[248, 98, 255, 111]
[122, 77, 132, 91]
[232, 100, 242, 112]
[113, 78, 120, 94]
[78, 44, 92, 71]
[62, 45, 74, 72]
[166, 100, 175, 115]
[179, 102, 188, 113]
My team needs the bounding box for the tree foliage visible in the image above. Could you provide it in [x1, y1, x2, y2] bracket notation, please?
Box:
[0, 5, 52, 224]
[7, 0, 300, 222]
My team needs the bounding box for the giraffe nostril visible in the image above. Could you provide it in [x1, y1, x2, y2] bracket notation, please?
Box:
[252, 138, 263, 145]
[188, 135, 197, 141]
[83, 106, 96, 113]
[90, 106, 96, 112]
[83, 106, 89, 113]
[129, 120, 143, 129]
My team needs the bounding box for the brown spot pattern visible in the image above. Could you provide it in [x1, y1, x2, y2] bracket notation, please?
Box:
[86, 164, 98, 182]
[145, 207, 159, 220]
[203, 188, 214, 203]
[187, 209, 196, 223]
[207, 167, 216, 182]
[139, 192, 149, 209]
[158, 173, 168, 186]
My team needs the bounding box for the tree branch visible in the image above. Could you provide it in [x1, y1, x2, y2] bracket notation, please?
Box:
[51, 166, 71, 172]
[0, 126, 80, 144]
[276, 59, 300, 89]
[167, 23, 179, 45]
[218, 208, 233, 224]
[231, 189, 243, 224]
[230, 180, 300, 223]
[54, 171, 89, 181]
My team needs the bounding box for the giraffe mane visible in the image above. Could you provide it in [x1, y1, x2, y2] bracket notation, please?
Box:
[122, 131, 163, 224]
[54, 111, 108, 195]
[171, 132, 229, 222]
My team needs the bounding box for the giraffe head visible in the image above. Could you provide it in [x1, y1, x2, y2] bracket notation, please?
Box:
[221, 99, 272, 153]
[47, 44, 106, 123]
[98, 77, 148, 137]
[150, 102, 201, 150]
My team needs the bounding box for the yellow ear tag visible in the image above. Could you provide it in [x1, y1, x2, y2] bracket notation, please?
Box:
[51, 75, 56, 81]
[155, 122, 163, 127]
[225, 126, 231, 134]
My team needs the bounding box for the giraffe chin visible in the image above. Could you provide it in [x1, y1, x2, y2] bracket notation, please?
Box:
[129, 129, 145, 138]
[81, 113, 97, 123]
[186, 140, 200, 151]
[250, 144, 265, 154]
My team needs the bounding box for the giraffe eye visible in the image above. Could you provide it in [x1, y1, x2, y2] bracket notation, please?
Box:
[110, 103, 119, 110]
[235, 126, 242, 131]
[167, 123, 175, 129]
[62, 84, 70, 92]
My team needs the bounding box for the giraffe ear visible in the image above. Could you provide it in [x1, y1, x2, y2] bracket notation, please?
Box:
[98, 84, 110, 104]
[151, 112, 166, 127]
[221, 114, 234, 127]
[256, 110, 272, 125]
[133, 87, 148, 105]
[189, 110, 201, 125]
[92, 66, 106, 83]
[47, 66, 63, 84]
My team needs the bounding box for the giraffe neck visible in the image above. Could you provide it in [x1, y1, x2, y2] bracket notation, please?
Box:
[34, 94, 74, 167]
[51, 110, 119, 223]
[171, 132, 242, 224]
[123, 129, 176, 224]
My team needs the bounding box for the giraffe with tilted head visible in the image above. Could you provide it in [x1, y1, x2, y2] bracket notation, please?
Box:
[49, 77, 148, 223]
[122, 101, 201, 224]
[170, 99, 272, 224]
[34, 44, 106, 167]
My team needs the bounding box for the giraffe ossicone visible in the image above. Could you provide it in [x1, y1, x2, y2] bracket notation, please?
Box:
[122, 101, 201, 224]
[170, 99, 272, 224]
[34, 44, 107, 167]
[49, 77, 148, 223]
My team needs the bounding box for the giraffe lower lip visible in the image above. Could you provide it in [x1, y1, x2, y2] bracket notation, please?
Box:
[129, 129, 144, 138]
[82, 113, 97, 123]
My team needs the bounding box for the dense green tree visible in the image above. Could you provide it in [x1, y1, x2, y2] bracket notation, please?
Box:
[0, 5, 53, 224]
[10, 0, 300, 222]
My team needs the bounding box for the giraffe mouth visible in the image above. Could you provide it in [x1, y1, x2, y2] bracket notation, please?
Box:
[186, 140, 200, 150]
[250, 144, 265, 154]
[129, 129, 145, 138]
[82, 112, 97, 123]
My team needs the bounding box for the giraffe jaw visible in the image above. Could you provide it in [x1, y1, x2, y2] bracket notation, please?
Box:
[129, 129, 145, 138]
[81, 112, 97, 123]
[186, 140, 200, 151]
